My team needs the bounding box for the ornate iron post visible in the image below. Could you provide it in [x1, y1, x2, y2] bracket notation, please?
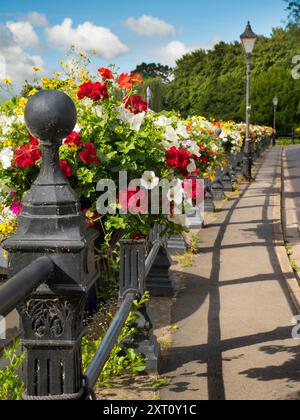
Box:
[146, 224, 174, 297]
[119, 240, 160, 372]
[3, 90, 98, 400]
[211, 170, 225, 201]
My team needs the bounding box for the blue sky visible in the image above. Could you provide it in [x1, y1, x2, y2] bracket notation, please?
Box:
[0, 0, 287, 85]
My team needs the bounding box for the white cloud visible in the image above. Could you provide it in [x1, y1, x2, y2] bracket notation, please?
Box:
[25, 12, 48, 27]
[46, 18, 129, 60]
[125, 15, 175, 37]
[157, 37, 221, 66]
[6, 21, 39, 49]
[157, 41, 193, 66]
[0, 24, 44, 86]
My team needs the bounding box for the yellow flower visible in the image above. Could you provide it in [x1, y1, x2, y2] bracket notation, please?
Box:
[15, 107, 24, 115]
[79, 52, 87, 58]
[2, 78, 12, 85]
[28, 88, 39, 97]
[19, 98, 28, 108]
[92, 50, 97, 55]
[0, 223, 14, 235]
[53, 72, 60, 77]
[33, 67, 41, 72]
[3, 140, 12, 147]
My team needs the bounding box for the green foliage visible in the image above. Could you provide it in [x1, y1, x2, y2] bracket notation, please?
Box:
[140, 77, 167, 113]
[0, 340, 25, 400]
[151, 377, 171, 390]
[189, 233, 199, 254]
[165, 25, 300, 132]
[285, 0, 300, 25]
[173, 251, 194, 268]
[132, 63, 172, 83]
[82, 294, 149, 387]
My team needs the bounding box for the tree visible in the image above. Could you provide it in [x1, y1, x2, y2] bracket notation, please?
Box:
[285, 0, 300, 25]
[164, 25, 300, 132]
[132, 63, 172, 83]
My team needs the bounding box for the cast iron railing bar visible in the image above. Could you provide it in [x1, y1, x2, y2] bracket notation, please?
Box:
[84, 292, 136, 390]
[145, 241, 162, 278]
[0, 256, 54, 318]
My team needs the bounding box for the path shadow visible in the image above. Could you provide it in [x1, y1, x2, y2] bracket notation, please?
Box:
[161, 150, 298, 400]
[240, 344, 300, 385]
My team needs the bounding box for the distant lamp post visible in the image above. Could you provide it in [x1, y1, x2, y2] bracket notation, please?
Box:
[146, 86, 152, 108]
[273, 96, 279, 146]
[240, 21, 258, 180]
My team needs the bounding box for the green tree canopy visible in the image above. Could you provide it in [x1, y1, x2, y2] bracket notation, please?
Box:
[165, 25, 300, 132]
[132, 63, 172, 83]
[285, 0, 300, 25]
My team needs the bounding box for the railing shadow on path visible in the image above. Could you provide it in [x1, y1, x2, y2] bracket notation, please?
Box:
[161, 149, 300, 400]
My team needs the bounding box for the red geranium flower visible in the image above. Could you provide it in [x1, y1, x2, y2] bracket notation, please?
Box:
[118, 188, 148, 214]
[98, 67, 114, 80]
[14, 142, 41, 168]
[64, 132, 82, 148]
[60, 160, 72, 177]
[29, 134, 39, 146]
[118, 73, 133, 90]
[77, 81, 108, 101]
[118, 73, 143, 90]
[89, 82, 109, 101]
[166, 147, 179, 168]
[177, 149, 191, 176]
[166, 147, 190, 176]
[79, 142, 99, 165]
[124, 95, 148, 114]
[131, 73, 143, 85]
[77, 81, 93, 99]
[133, 233, 146, 241]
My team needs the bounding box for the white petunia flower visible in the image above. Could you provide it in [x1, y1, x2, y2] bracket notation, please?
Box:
[118, 106, 145, 132]
[95, 105, 103, 119]
[82, 97, 94, 108]
[164, 126, 179, 147]
[16, 115, 25, 125]
[167, 180, 184, 206]
[154, 115, 173, 128]
[182, 140, 201, 157]
[141, 171, 159, 190]
[74, 124, 82, 133]
[176, 124, 190, 139]
[0, 147, 14, 169]
[129, 112, 145, 132]
[187, 159, 197, 174]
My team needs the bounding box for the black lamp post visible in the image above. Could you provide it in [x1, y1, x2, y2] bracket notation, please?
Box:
[273, 96, 278, 146]
[240, 21, 258, 180]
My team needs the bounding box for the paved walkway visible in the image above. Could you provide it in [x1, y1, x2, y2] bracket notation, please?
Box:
[160, 147, 300, 401]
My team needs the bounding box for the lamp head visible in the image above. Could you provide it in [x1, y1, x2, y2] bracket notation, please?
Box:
[240, 21, 258, 56]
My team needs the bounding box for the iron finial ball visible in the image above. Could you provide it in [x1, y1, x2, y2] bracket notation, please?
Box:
[24, 90, 77, 142]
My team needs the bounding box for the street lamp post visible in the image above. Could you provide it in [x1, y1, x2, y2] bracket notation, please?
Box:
[273, 96, 278, 146]
[240, 21, 258, 180]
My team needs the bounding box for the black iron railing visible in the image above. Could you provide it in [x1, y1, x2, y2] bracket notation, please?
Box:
[0, 89, 169, 400]
[0, 88, 272, 400]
